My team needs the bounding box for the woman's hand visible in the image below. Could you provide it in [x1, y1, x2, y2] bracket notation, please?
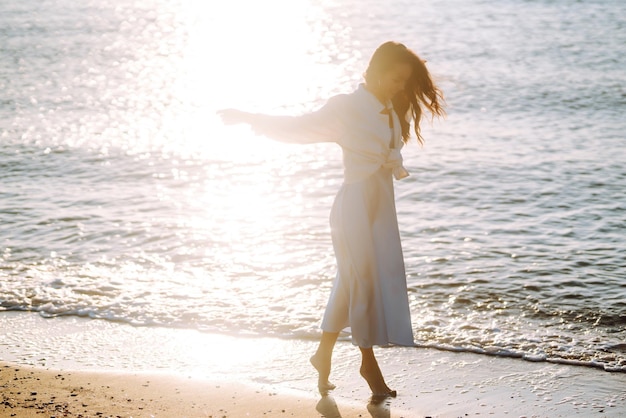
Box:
[217, 109, 252, 126]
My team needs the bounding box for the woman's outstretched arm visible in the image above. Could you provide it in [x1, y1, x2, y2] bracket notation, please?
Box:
[218, 95, 345, 145]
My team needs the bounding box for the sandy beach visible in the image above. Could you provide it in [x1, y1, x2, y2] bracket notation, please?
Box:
[1, 312, 625, 417]
[0, 363, 370, 418]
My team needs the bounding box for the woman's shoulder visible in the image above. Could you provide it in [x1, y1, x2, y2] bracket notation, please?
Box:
[326, 92, 351, 106]
[324, 88, 362, 113]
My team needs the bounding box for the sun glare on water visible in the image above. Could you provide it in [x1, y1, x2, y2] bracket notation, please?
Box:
[64, 0, 356, 338]
[181, 0, 352, 115]
[40, 0, 358, 338]
[157, 0, 355, 264]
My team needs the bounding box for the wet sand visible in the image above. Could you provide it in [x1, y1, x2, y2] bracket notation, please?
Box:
[1, 312, 625, 417]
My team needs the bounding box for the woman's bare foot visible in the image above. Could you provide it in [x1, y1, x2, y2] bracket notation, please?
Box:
[310, 353, 336, 393]
[360, 364, 396, 398]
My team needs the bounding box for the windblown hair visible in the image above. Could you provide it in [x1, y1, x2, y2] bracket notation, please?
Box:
[365, 41, 445, 145]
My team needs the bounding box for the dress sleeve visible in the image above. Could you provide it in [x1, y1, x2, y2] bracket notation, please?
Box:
[247, 95, 345, 144]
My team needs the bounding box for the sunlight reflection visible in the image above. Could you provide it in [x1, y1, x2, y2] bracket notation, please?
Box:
[54, 0, 351, 336]
[184, 0, 342, 110]
[160, 0, 355, 279]
[180, 331, 289, 378]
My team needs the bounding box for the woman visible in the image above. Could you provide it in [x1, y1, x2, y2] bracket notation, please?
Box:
[219, 41, 445, 398]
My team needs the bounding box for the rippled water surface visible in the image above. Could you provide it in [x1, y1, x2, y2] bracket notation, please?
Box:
[1, 0, 625, 371]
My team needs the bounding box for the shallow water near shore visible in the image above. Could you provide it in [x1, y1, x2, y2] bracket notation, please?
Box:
[1, 0, 625, 372]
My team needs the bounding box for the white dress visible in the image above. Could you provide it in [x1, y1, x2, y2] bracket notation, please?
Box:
[250, 84, 415, 348]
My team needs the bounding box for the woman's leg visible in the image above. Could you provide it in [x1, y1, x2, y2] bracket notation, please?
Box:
[310, 331, 339, 392]
[359, 347, 396, 397]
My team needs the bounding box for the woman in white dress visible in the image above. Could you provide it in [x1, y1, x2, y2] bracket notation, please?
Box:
[219, 41, 444, 397]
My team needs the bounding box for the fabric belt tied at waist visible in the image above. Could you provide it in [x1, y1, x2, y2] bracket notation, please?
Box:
[382, 148, 410, 180]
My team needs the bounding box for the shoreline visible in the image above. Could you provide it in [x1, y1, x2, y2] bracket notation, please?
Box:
[1, 311, 626, 417]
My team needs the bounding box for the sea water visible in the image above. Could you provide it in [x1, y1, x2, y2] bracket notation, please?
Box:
[1, 0, 624, 372]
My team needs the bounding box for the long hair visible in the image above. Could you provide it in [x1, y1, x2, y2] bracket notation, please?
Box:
[365, 41, 445, 145]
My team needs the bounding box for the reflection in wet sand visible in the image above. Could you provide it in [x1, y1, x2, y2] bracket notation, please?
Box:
[315, 394, 392, 418]
[316, 395, 341, 418]
[367, 397, 392, 418]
